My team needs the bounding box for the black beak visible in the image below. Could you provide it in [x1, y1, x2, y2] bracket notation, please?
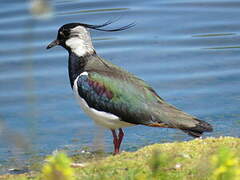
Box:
[46, 39, 60, 49]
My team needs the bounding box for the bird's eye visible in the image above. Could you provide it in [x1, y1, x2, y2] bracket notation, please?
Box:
[60, 29, 70, 38]
[63, 30, 70, 37]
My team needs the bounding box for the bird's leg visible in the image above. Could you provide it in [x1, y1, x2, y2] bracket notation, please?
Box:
[111, 129, 119, 155]
[117, 128, 124, 151]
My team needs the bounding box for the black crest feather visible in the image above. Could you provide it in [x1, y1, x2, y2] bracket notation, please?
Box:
[61, 19, 135, 32]
[82, 21, 135, 32]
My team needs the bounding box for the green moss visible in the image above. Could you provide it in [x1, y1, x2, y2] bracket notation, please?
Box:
[2, 137, 240, 180]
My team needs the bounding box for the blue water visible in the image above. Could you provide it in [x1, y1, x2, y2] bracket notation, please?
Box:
[1, 0, 240, 173]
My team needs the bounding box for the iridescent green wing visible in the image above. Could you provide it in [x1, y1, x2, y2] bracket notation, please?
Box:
[77, 71, 164, 125]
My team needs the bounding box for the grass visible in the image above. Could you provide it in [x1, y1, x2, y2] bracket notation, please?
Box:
[1, 136, 240, 180]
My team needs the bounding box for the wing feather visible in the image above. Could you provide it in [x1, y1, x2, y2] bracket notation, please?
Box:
[77, 71, 163, 125]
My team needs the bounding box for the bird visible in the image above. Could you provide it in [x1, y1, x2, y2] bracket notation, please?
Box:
[46, 21, 213, 155]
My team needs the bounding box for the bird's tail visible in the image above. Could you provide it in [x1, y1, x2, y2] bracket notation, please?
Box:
[148, 104, 213, 137]
[180, 118, 213, 137]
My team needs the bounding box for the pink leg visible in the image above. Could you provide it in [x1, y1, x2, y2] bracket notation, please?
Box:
[117, 128, 124, 150]
[111, 129, 125, 155]
[111, 130, 119, 155]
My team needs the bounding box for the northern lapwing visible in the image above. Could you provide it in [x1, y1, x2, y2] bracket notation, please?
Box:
[46, 21, 213, 155]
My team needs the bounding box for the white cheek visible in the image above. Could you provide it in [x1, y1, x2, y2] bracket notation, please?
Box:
[66, 37, 94, 56]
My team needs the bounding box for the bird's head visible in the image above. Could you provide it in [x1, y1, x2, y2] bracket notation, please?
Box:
[46, 21, 135, 57]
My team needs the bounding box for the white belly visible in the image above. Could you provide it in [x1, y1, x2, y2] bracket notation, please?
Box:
[73, 74, 134, 130]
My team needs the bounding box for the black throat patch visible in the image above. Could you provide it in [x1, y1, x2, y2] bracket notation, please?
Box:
[68, 51, 96, 88]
